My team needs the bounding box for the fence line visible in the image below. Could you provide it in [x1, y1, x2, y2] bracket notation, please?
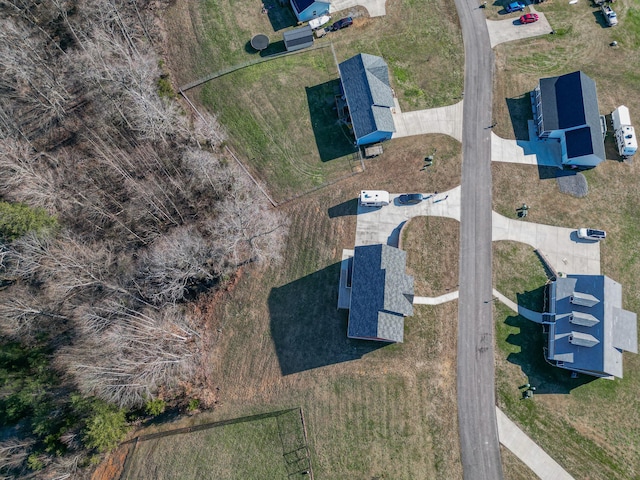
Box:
[180, 43, 332, 92]
[179, 90, 278, 207]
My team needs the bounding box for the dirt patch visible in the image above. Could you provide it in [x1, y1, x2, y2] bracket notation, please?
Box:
[92, 443, 131, 480]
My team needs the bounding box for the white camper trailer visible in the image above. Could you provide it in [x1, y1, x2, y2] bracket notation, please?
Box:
[359, 190, 390, 207]
[612, 106, 637, 158]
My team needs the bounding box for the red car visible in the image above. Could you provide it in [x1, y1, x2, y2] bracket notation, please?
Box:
[520, 13, 539, 24]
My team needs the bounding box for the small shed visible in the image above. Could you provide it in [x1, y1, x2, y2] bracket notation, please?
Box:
[290, 0, 330, 22]
[283, 25, 314, 52]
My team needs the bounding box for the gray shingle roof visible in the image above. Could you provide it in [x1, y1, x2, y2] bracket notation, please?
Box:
[338, 54, 396, 142]
[538, 71, 605, 162]
[348, 244, 414, 342]
[547, 275, 638, 378]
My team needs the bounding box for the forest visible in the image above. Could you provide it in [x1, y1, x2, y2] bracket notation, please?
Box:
[0, 0, 284, 477]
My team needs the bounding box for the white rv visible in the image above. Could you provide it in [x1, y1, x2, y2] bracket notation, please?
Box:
[612, 106, 637, 158]
[359, 190, 390, 207]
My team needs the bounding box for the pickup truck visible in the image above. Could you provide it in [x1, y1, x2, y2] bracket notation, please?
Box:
[601, 4, 618, 26]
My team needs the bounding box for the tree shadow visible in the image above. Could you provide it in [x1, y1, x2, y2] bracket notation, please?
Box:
[504, 312, 596, 394]
[327, 198, 358, 218]
[306, 80, 358, 162]
[264, 1, 298, 31]
[269, 262, 385, 375]
[505, 94, 532, 141]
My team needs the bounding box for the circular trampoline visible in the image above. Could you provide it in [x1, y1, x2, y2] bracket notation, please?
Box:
[250, 34, 269, 51]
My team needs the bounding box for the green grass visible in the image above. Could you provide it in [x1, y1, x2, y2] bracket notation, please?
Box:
[198, 49, 357, 202]
[493, 241, 548, 311]
[123, 413, 301, 479]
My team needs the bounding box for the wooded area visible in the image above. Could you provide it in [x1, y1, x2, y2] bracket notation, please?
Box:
[0, 0, 284, 477]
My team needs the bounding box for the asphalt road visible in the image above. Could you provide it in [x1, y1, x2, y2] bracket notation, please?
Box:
[453, 0, 504, 479]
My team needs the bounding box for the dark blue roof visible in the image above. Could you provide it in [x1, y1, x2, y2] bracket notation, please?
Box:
[547, 275, 638, 378]
[291, 0, 315, 13]
[538, 71, 605, 162]
[348, 244, 413, 342]
[338, 54, 396, 142]
[565, 127, 594, 158]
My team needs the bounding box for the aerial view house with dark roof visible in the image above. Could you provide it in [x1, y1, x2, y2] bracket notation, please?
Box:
[290, 0, 330, 22]
[338, 244, 414, 343]
[338, 53, 396, 146]
[532, 71, 606, 168]
[543, 274, 637, 379]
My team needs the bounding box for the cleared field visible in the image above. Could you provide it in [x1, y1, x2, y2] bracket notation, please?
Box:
[122, 410, 305, 479]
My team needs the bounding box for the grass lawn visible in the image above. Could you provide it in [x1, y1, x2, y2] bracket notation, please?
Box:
[493, 241, 549, 311]
[196, 48, 358, 202]
[124, 410, 308, 480]
[162, 0, 464, 201]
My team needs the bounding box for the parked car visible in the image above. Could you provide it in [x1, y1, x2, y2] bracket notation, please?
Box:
[520, 13, 539, 23]
[398, 194, 423, 205]
[505, 1, 526, 12]
[330, 17, 353, 31]
[577, 228, 606, 241]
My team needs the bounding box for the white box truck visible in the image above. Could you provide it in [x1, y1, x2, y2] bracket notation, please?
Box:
[612, 106, 637, 158]
[359, 190, 390, 207]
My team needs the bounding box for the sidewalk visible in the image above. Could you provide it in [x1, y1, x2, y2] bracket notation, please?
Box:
[496, 407, 574, 480]
[413, 291, 459, 305]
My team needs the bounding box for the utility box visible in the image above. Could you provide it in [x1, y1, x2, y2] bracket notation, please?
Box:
[612, 106, 637, 158]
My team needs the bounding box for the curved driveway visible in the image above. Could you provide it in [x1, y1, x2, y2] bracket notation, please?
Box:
[453, 0, 503, 478]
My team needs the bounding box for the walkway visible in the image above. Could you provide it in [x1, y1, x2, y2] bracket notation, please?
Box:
[492, 289, 543, 323]
[413, 291, 459, 305]
[496, 407, 575, 480]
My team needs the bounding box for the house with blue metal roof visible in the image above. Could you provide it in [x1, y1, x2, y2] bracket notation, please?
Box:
[532, 71, 606, 168]
[543, 274, 637, 378]
[338, 244, 414, 343]
[290, 0, 330, 22]
[338, 53, 396, 146]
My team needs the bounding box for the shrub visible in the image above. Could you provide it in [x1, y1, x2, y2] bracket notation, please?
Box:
[187, 398, 200, 412]
[83, 402, 129, 452]
[0, 202, 57, 241]
[144, 398, 166, 416]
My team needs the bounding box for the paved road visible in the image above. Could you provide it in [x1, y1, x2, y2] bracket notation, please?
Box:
[453, 0, 504, 478]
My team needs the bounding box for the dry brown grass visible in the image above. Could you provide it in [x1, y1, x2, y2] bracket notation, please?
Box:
[403, 216, 460, 296]
[501, 445, 535, 480]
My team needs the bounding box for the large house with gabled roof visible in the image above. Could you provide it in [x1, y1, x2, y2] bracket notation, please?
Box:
[338, 244, 414, 343]
[543, 274, 637, 378]
[532, 71, 606, 168]
[338, 53, 396, 146]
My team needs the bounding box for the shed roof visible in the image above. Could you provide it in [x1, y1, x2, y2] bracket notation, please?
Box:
[538, 71, 605, 162]
[348, 244, 414, 342]
[338, 53, 396, 142]
[547, 275, 638, 378]
[283, 25, 313, 47]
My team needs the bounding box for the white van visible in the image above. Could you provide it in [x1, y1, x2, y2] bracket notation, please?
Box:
[359, 190, 390, 207]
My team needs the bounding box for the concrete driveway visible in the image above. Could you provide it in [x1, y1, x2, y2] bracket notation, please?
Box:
[492, 212, 601, 275]
[353, 191, 600, 275]
[392, 99, 464, 142]
[330, 0, 387, 17]
[354, 187, 461, 247]
[486, 7, 552, 48]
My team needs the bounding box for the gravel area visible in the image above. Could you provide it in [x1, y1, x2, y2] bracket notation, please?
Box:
[557, 172, 588, 197]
